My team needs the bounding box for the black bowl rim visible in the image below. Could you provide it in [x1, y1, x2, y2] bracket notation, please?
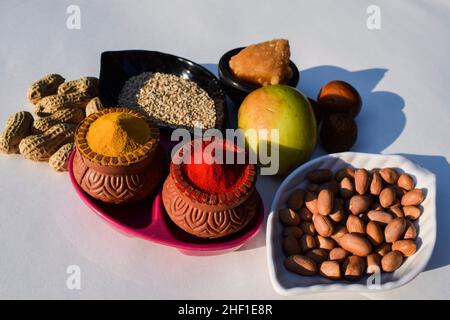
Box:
[99, 49, 228, 133]
[218, 47, 300, 93]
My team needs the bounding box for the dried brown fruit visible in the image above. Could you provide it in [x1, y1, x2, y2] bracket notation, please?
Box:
[317, 80, 362, 117]
[320, 113, 357, 153]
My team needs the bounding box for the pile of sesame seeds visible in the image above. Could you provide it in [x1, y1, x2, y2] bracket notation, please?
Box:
[118, 72, 217, 129]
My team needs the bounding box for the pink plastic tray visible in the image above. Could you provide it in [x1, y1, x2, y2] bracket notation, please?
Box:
[67, 141, 264, 256]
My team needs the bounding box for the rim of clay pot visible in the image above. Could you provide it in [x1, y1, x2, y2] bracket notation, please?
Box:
[75, 107, 160, 167]
[75, 146, 161, 175]
[170, 138, 257, 206]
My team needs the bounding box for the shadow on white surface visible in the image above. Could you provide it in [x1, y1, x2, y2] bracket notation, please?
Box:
[200, 63, 409, 255]
[398, 153, 450, 271]
[299, 66, 406, 154]
[201, 63, 219, 77]
[204, 63, 407, 157]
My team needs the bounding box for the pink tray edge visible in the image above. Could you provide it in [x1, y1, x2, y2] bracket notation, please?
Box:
[67, 150, 264, 255]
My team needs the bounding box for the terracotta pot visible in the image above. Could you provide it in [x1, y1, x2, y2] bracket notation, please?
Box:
[162, 139, 258, 239]
[73, 107, 165, 204]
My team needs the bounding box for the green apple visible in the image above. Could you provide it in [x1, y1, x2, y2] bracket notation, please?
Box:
[238, 85, 317, 175]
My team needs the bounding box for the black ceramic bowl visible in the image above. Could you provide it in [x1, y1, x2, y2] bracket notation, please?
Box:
[218, 47, 300, 107]
[98, 50, 228, 134]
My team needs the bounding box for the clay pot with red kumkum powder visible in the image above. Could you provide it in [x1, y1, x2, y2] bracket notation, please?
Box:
[162, 138, 258, 239]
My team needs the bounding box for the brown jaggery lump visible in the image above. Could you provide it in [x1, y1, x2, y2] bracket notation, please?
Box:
[229, 39, 292, 86]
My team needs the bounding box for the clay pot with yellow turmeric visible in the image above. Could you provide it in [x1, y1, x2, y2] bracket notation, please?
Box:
[73, 107, 165, 204]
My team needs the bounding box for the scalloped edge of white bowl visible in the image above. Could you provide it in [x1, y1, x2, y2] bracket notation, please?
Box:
[267, 152, 436, 296]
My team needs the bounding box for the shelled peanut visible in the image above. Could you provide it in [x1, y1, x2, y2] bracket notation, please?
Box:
[280, 167, 424, 280]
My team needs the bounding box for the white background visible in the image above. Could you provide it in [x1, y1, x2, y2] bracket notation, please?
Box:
[0, 0, 449, 299]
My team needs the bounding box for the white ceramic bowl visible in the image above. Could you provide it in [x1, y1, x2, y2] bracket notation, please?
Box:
[267, 152, 436, 295]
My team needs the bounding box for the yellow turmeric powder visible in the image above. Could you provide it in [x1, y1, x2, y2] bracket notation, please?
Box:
[86, 112, 151, 157]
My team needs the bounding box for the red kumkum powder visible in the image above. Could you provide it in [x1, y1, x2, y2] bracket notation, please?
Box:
[182, 141, 248, 194]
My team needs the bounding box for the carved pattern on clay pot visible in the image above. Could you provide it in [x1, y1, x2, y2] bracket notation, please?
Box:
[73, 150, 163, 204]
[162, 175, 258, 239]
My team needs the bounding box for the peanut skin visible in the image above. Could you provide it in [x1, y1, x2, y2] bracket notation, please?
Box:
[287, 189, 306, 210]
[337, 233, 372, 257]
[279, 208, 300, 226]
[285, 255, 317, 276]
[354, 168, 370, 195]
[281, 166, 424, 282]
